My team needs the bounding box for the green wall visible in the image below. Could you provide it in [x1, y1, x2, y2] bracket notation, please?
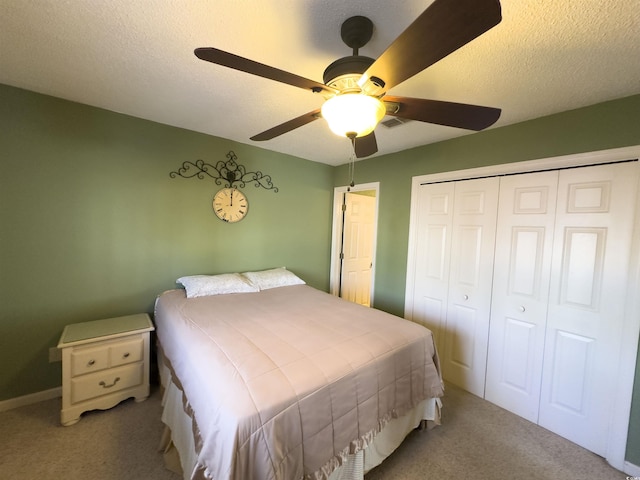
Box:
[0, 84, 334, 401]
[333, 94, 640, 464]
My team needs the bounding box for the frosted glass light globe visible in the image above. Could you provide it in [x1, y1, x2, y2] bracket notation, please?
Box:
[321, 94, 386, 138]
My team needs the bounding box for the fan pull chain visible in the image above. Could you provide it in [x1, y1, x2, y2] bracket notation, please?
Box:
[348, 138, 356, 191]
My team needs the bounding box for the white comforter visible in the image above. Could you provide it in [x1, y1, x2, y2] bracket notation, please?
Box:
[155, 285, 443, 480]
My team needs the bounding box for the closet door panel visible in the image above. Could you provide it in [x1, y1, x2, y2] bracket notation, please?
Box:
[409, 183, 455, 355]
[539, 162, 639, 456]
[443, 177, 499, 397]
[485, 171, 558, 422]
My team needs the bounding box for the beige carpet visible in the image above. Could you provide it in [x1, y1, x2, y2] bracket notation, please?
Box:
[0, 382, 627, 479]
[366, 382, 627, 480]
[0, 386, 175, 480]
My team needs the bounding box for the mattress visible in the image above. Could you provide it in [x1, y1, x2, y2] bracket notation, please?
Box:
[155, 284, 444, 480]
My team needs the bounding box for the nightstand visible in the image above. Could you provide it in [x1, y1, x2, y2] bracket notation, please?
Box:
[57, 313, 155, 426]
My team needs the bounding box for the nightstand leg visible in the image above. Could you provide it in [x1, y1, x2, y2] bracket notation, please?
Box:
[61, 411, 80, 426]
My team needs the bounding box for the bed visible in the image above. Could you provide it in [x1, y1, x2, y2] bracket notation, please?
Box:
[154, 269, 444, 480]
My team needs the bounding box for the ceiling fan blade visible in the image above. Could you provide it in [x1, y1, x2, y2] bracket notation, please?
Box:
[359, 0, 501, 95]
[384, 95, 501, 131]
[353, 132, 378, 158]
[250, 109, 322, 141]
[195, 47, 336, 95]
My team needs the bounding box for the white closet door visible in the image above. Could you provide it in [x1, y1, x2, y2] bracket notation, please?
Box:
[408, 182, 455, 355]
[485, 171, 559, 421]
[539, 162, 639, 455]
[442, 177, 499, 397]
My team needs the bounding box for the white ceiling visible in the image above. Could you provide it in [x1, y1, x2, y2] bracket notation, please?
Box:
[1, 0, 639, 166]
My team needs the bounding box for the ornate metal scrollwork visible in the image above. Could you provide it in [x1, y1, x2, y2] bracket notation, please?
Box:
[170, 151, 278, 192]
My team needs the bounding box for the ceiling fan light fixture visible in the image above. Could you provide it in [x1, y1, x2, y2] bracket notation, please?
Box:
[321, 93, 386, 138]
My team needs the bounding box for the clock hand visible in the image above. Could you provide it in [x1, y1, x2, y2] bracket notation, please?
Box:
[230, 189, 234, 206]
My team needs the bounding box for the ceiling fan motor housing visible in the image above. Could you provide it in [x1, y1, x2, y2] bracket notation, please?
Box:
[323, 56, 375, 92]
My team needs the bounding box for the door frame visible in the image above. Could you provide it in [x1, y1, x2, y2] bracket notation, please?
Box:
[404, 145, 640, 472]
[330, 182, 380, 304]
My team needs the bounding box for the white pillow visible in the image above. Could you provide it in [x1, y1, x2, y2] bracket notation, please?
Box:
[241, 267, 305, 290]
[176, 273, 259, 298]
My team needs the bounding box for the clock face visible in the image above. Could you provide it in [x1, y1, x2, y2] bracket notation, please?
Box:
[212, 188, 248, 223]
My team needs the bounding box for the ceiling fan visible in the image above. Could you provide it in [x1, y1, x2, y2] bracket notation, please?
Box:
[195, 0, 502, 158]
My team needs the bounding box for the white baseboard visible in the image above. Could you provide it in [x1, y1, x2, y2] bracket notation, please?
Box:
[625, 461, 640, 477]
[0, 387, 62, 412]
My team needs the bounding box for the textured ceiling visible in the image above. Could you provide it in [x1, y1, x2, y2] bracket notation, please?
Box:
[1, 0, 639, 166]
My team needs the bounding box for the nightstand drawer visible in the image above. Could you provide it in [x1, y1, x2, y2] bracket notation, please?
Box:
[71, 346, 109, 376]
[109, 337, 143, 367]
[70, 336, 144, 376]
[71, 363, 144, 404]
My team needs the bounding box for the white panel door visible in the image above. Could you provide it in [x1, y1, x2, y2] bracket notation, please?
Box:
[539, 162, 639, 455]
[408, 182, 455, 355]
[485, 171, 559, 421]
[443, 177, 499, 397]
[341, 192, 376, 306]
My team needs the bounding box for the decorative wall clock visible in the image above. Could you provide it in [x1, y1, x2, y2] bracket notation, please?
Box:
[169, 151, 278, 223]
[213, 187, 248, 223]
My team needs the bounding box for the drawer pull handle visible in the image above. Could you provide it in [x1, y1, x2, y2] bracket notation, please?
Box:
[87, 359, 96, 367]
[123, 352, 130, 358]
[99, 377, 121, 389]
